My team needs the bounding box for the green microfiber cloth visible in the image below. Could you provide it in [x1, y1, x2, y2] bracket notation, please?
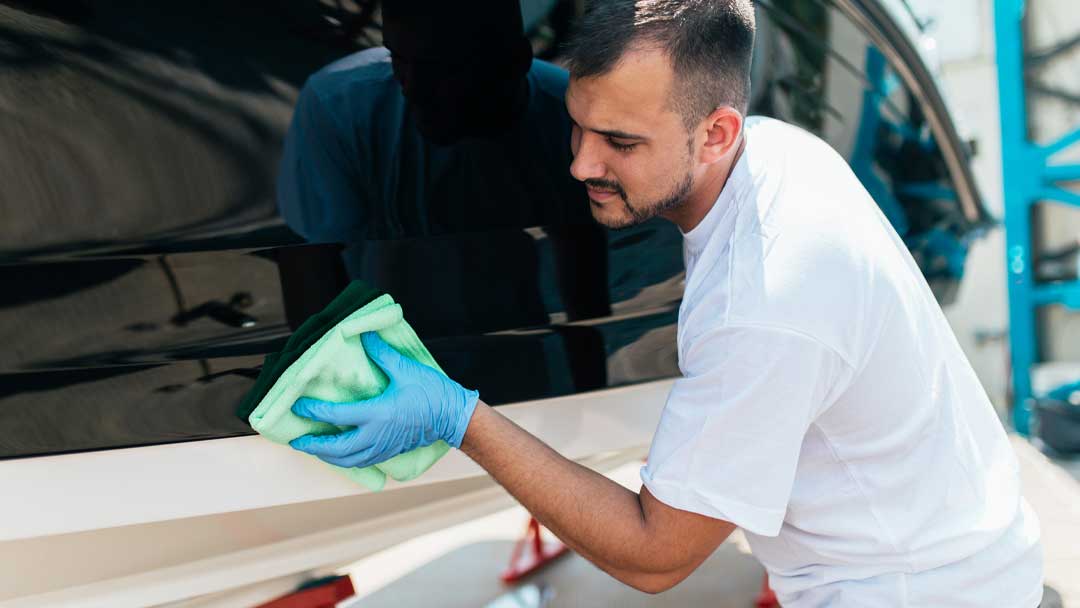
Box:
[246, 288, 450, 491]
[237, 281, 383, 422]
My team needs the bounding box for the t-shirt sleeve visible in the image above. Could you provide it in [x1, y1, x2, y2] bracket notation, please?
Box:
[640, 324, 850, 537]
[277, 79, 368, 243]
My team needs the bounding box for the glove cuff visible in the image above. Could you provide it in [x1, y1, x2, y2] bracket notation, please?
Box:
[446, 388, 481, 449]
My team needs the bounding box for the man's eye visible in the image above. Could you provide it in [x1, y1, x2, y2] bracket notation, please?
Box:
[607, 138, 637, 152]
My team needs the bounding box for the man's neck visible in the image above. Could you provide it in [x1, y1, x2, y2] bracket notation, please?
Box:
[663, 136, 746, 234]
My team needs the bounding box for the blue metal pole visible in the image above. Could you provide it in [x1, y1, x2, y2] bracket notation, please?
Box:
[995, 0, 1038, 434]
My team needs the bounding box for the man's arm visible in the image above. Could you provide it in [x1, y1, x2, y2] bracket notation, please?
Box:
[288, 332, 734, 593]
[460, 401, 734, 594]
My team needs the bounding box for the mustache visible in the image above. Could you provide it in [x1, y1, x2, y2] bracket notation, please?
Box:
[584, 179, 626, 199]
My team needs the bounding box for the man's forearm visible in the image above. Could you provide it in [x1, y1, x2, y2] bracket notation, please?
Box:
[286, 332, 727, 590]
[459, 401, 685, 591]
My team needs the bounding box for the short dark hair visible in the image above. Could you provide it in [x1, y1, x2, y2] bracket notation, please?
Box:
[562, 0, 755, 132]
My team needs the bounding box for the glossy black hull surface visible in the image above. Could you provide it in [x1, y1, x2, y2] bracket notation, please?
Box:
[0, 0, 985, 458]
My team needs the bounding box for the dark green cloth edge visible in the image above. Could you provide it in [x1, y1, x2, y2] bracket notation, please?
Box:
[236, 281, 384, 422]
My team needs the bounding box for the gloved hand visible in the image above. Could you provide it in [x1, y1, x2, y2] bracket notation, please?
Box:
[288, 331, 480, 469]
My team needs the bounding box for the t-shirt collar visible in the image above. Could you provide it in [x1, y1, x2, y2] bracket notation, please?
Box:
[681, 144, 750, 255]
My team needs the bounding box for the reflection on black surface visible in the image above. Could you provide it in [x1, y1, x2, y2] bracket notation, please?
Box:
[274, 0, 622, 402]
[0, 0, 682, 458]
[0, 2, 323, 258]
[1, 0, 978, 458]
[0, 259, 143, 308]
[276, 5, 591, 240]
[0, 363, 256, 458]
[381, 1, 535, 146]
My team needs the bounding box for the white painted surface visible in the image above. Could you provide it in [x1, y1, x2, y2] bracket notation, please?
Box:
[0, 379, 671, 541]
[3, 454, 639, 608]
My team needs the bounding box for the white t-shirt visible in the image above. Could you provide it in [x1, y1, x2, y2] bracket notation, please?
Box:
[641, 117, 1043, 607]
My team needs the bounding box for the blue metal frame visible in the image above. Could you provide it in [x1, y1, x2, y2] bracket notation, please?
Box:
[850, 48, 911, 237]
[849, 46, 970, 293]
[995, 0, 1080, 434]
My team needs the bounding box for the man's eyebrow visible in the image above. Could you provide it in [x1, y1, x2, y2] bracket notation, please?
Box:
[566, 111, 648, 141]
[592, 128, 649, 141]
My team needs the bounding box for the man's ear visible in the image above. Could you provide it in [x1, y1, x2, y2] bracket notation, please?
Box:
[699, 107, 743, 165]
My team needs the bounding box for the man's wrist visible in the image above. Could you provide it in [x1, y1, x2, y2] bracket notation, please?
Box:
[446, 389, 481, 448]
[455, 397, 486, 452]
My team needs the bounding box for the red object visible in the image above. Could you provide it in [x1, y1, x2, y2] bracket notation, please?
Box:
[255, 575, 355, 608]
[500, 517, 570, 583]
[754, 573, 780, 608]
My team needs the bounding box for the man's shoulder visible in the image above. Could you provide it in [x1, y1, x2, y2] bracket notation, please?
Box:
[733, 115, 890, 290]
[742, 117, 852, 191]
[711, 166, 891, 366]
[301, 48, 399, 110]
[677, 113, 891, 368]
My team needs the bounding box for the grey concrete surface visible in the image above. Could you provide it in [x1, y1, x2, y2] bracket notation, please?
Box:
[350, 540, 764, 608]
[341, 462, 767, 608]
[1016, 436, 1080, 606]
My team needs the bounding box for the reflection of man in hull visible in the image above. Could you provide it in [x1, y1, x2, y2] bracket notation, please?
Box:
[276, 1, 610, 395]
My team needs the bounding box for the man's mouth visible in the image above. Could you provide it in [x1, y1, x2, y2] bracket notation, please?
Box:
[586, 187, 619, 202]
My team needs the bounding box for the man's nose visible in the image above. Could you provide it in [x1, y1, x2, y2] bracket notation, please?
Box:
[570, 133, 607, 182]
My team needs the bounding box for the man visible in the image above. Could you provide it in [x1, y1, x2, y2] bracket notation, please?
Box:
[289, 1, 1044, 605]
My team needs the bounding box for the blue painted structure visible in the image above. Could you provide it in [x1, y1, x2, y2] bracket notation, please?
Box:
[995, 0, 1080, 434]
[849, 47, 971, 297]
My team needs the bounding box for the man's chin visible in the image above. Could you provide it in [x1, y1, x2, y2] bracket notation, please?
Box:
[589, 201, 639, 230]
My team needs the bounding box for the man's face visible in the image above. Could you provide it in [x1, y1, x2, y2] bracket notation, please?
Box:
[566, 47, 697, 229]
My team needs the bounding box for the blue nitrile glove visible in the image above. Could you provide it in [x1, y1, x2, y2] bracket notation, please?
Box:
[288, 331, 480, 469]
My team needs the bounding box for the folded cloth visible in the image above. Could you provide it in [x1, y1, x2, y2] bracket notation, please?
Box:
[236, 281, 382, 422]
[245, 287, 450, 491]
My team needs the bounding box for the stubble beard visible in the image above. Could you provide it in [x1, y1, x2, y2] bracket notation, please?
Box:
[589, 167, 694, 230]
